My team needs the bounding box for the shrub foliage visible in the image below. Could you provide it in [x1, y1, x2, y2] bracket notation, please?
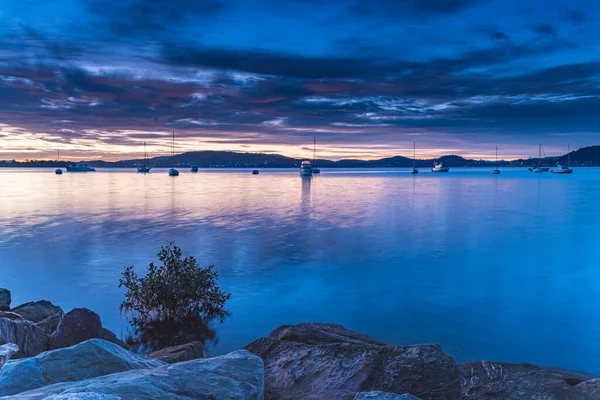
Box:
[119, 242, 230, 350]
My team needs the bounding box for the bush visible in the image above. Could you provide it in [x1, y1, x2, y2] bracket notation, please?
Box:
[119, 242, 231, 351]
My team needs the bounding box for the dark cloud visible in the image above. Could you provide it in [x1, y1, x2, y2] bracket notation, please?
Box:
[84, 0, 224, 37]
[533, 24, 556, 37]
[158, 44, 411, 79]
[565, 10, 587, 25]
[490, 32, 509, 41]
[353, 0, 488, 17]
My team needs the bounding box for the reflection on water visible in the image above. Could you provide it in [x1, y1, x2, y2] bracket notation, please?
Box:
[1, 168, 600, 373]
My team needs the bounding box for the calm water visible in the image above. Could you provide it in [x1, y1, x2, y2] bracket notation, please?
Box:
[1, 168, 599, 373]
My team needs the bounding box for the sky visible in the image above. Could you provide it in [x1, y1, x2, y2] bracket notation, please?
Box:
[0, 0, 599, 161]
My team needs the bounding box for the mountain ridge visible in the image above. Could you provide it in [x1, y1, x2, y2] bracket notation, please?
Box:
[3, 146, 600, 168]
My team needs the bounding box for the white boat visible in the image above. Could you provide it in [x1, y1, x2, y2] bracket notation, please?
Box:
[137, 142, 151, 173]
[552, 164, 573, 174]
[312, 137, 320, 174]
[528, 143, 548, 173]
[431, 162, 449, 172]
[300, 160, 313, 176]
[490, 145, 500, 174]
[55, 150, 63, 175]
[411, 141, 418, 174]
[66, 164, 95, 172]
[190, 164, 199, 172]
[169, 130, 179, 176]
[552, 143, 573, 174]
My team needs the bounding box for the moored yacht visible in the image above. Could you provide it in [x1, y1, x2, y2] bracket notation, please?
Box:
[528, 143, 549, 173]
[252, 169, 259, 175]
[431, 162, 449, 172]
[300, 160, 313, 176]
[552, 143, 573, 174]
[55, 150, 63, 175]
[411, 141, 418, 174]
[551, 164, 573, 174]
[137, 141, 151, 173]
[190, 164, 199, 172]
[168, 130, 179, 176]
[66, 164, 95, 172]
[490, 145, 500, 175]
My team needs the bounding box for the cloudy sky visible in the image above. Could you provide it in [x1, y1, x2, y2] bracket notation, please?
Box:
[0, 0, 598, 160]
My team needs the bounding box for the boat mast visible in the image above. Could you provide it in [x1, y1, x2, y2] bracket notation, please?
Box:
[567, 142, 570, 166]
[413, 141, 416, 168]
[172, 130, 175, 168]
[313, 136, 316, 166]
[496, 145, 498, 165]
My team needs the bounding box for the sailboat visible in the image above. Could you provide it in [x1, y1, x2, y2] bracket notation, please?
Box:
[55, 150, 63, 175]
[490, 145, 500, 174]
[169, 130, 179, 176]
[528, 143, 549, 173]
[137, 142, 151, 173]
[552, 143, 573, 174]
[411, 142, 418, 174]
[312, 137, 320, 174]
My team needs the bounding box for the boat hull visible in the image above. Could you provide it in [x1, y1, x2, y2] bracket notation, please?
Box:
[137, 167, 151, 173]
[552, 169, 573, 174]
[55, 169, 63, 175]
[431, 168, 450, 172]
[300, 170, 313, 176]
[490, 169, 500, 175]
[66, 166, 95, 172]
[169, 168, 179, 176]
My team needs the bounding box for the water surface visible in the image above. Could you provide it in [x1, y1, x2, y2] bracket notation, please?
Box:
[1, 167, 599, 373]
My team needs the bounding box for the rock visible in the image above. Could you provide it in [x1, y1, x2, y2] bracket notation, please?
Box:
[0, 343, 19, 372]
[0, 289, 10, 311]
[269, 322, 387, 346]
[36, 314, 62, 335]
[0, 312, 23, 321]
[459, 360, 594, 399]
[542, 365, 598, 386]
[0, 318, 48, 359]
[8, 350, 264, 400]
[100, 328, 129, 349]
[10, 300, 64, 323]
[147, 341, 206, 364]
[355, 392, 422, 400]
[49, 308, 103, 350]
[246, 322, 461, 400]
[576, 379, 600, 397]
[0, 339, 165, 396]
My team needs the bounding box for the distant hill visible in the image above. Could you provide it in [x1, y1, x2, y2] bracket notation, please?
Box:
[4, 146, 600, 168]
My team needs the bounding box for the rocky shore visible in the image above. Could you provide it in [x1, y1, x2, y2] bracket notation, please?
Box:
[1, 288, 599, 399]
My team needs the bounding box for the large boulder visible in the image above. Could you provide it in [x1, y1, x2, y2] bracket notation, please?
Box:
[0, 339, 165, 396]
[0, 312, 23, 321]
[355, 392, 422, 400]
[49, 308, 103, 350]
[6, 350, 264, 400]
[576, 379, 600, 397]
[100, 328, 129, 349]
[459, 360, 595, 399]
[0, 344, 18, 372]
[147, 341, 206, 364]
[246, 323, 461, 400]
[10, 301, 63, 323]
[0, 289, 10, 311]
[35, 314, 62, 335]
[0, 318, 48, 359]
